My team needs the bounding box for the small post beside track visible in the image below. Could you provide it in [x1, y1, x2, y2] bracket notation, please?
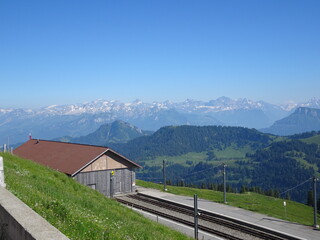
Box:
[194, 194, 199, 240]
[313, 176, 319, 229]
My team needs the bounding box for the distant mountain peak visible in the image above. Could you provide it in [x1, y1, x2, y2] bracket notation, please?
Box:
[57, 120, 152, 145]
[261, 107, 320, 136]
[301, 98, 320, 109]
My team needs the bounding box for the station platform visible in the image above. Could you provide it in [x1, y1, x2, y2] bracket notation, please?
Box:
[136, 186, 320, 240]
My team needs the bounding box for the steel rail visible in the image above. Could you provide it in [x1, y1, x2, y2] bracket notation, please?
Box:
[116, 197, 244, 240]
[118, 193, 303, 240]
[128, 194, 285, 240]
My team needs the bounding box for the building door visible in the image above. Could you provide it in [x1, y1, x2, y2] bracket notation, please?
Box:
[115, 170, 122, 194]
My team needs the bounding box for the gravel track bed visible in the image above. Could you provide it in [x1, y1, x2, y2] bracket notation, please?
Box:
[117, 195, 262, 240]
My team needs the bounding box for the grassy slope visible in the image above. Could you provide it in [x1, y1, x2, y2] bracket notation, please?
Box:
[141, 145, 251, 168]
[136, 180, 318, 226]
[1, 153, 191, 240]
[139, 147, 252, 184]
[143, 152, 207, 167]
[214, 145, 252, 159]
[302, 134, 320, 145]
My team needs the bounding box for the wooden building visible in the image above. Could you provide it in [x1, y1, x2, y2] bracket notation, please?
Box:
[13, 139, 141, 197]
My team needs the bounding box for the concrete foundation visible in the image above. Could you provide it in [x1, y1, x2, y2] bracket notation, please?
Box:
[0, 187, 69, 240]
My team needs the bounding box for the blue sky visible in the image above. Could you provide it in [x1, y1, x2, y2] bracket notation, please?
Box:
[0, 0, 319, 108]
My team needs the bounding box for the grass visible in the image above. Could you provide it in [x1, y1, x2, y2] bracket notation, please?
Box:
[292, 157, 319, 172]
[142, 146, 251, 168]
[1, 153, 191, 240]
[143, 152, 207, 167]
[302, 134, 320, 145]
[136, 179, 318, 226]
[214, 145, 251, 159]
[138, 149, 252, 184]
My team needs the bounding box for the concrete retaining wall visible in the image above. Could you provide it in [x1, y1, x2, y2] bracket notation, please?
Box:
[0, 187, 69, 240]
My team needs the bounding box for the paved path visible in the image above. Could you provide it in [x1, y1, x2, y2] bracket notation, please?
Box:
[136, 187, 320, 240]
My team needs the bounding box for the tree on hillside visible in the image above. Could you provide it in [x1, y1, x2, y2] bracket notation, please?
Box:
[206, 151, 216, 161]
[307, 190, 314, 206]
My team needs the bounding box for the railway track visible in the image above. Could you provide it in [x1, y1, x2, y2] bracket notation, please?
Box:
[115, 193, 303, 240]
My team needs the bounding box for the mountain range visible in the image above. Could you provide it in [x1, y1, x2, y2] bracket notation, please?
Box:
[1, 97, 320, 145]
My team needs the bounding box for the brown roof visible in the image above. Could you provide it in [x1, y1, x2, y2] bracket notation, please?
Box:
[13, 139, 141, 176]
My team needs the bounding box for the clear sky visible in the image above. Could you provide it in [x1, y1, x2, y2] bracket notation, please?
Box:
[0, 0, 319, 108]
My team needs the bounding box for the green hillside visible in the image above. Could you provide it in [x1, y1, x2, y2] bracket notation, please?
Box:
[112, 126, 320, 204]
[302, 134, 320, 145]
[138, 139, 320, 203]
[114, 125, 275, 161]
[1, 153, 190, 240]
[137, 180, 318, 226]
[289, 130, 320, 140]
[115, 125, 274, 187]
[289, 130, 320, 145]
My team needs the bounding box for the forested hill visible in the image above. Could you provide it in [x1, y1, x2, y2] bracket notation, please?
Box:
[288, 130, 320, 140]
[112, 125, 274, 161]
[251, 140, 320, 200]
[112, 126, 320, 204]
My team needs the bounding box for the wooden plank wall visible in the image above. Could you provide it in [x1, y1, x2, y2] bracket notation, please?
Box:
[74, 168, 135, 197]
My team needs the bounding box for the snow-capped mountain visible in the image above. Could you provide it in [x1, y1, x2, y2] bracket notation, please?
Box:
[0, 96, 305, 117]
[300, 97, 320, 109]
[279, 98, 320, 111]
[15, 97, 280, 115]
[0, 97, 319, 145]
